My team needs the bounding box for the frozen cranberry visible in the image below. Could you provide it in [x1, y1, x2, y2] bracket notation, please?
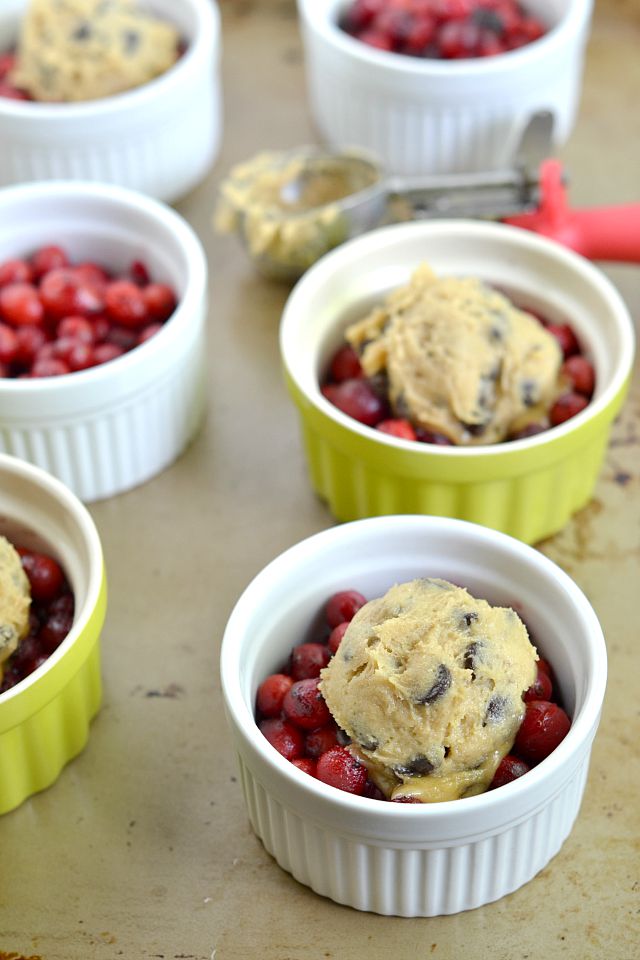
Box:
[376, 418, 417, 440]
[304, 724, 339, 759]
[357, 28, 394, 51]
[57, 316, 95, 343]
[549, 392, 589, 427]
[561, 355, 595, 398]
[92, 343, 125, 365]
[31, 356, 70, 377]
[105, 325, 138, 350]
[0, 258, 33, 287]
[547, 323, 580, 359]
[325, 589, 367, 628]
[490, 754, 530, 789]
[0, 322, 18, 364]
[91, 315, 111, 342]
[291, 757, 317, 776]
[19, 550, 65, 602]
[322, 378, 389, 426]
[137, 322, 163, 345]
[259, 718, 304, 760]
[316, 746, 368, 795]
[129, 259, 151, 285]
[0, 52, 16, 79]
[31, 245, 69, 280]
[142, 283, 176, 322]
[290, 642, 331, 681]
[282, 678, 331, 730]
[523, 662, 553, 703]
[40, 606, 74, 654]
[40, 268, 104, 320]
[74, 262, 110, 287]
[105, 280, 148, 328]
[514, 700, 571, 765]
[328, 620, 349, 655]
[256, 672, 293, 718]
[12, 325, 47, 367]
[66, 341, 95, 372]
[0, 282, 44, 326]
[329, 344, 362, 382]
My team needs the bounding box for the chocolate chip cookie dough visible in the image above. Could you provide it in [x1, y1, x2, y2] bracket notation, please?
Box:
[11, 0, 180, 103]
[319, 578, 537, 802]
[0, 536, 31, 684]
[345, 264, 563, 444]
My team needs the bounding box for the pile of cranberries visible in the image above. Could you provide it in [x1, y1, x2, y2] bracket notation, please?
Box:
[322, 312, 595, 444]
[256, 586, 571, 800]
[0, 245, 177, 378]
[339, 0, 547, 60]
[0, 544, 74, 694]
[0, 51, 30, 100]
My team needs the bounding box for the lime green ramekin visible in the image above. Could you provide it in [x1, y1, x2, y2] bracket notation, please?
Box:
[0, 454, 107, 815]
[280, 221, 635, 544]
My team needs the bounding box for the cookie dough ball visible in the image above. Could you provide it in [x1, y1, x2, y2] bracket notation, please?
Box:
[11, 0, 180, 103]
[0, 536, 31, 680]
[319, 578, 537, 802]
[345, 265, 563, 444]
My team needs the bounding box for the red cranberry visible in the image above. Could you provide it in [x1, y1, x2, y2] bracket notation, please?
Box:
[415, 428, 454, 445]
[304, 724, 339, 759]
[40, 268, 104, 320]
[0, 81, 30, 100]
[31, 357, 70, 377]
[74, 262, 110, 287]
[92, 343, 125, 365]
[0, 282, 44, 326]
[490, 754, 530, 789]
[328, 620, 349, 654]
[40, 607, 74, 654]
[329, 344, 363, 382]
[137, 322, 163, 345]
[104, 281, 148, 328]
[0, 258, 34, 287]
[57, 316, 95, 343]
[142, 283, 177, 323]
[105, 325, 139, 351]
[316, 746, 368, 795]
[0, 322, 18, 364]
[129, 259, 151, 285]
[19, 549, 65, 602]
[508, 422, 546, 441]
[514, 700, 571, 765]
[523, 662, 553, 703]
[291, 757, 317, 776]
[259, 717, 304, 760]
[546, 323, 580, 359]
[561, 355, 595, 398]
[549, 392, 589, 427]
[31, 245, 69, 280]
[13, 325, 47, 367]
[325, 589, 367, 628]
[376, 418, 417, 440]
[290, 642, 331, 681]
[282, 678, 331, 730]
[321, 378, 388, 426]
[256, 672, 293, 718]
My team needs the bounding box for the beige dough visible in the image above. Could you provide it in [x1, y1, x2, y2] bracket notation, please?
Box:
[0, 536, 31, 682]
[345, 264, 563, 444]
[11, 0, 180, 102]
[319, 578, 537, 802]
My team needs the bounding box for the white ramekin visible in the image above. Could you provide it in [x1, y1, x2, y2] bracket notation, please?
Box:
[297, 0, 593, 175]
[0, 180, 208, 502]
[0, 452, 107, 815]
[0, 0, 222, 202]
[221, 515, 607, 916]
[279, 219, 634, 545]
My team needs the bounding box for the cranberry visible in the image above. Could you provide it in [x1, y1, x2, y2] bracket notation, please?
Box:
[104, 280, 148, 328]
[92, 343, 125, 365]
[142, 283, 176, 323]
[490, 754, 530, 789]
[546, 323, 580, 359]
[40, 606, 74, 654]
[137, 322, 163, 345]
[57, 316, 95, 343]
[304, 724, 339, 759]
[537, 658, 553, 677]
[291, 757, 317, 776]
[13, 325, 47, 367]
[561, 355, 595, 398]
[0, 282, 44, 326]
[290, 642, 331, 681]
[508, 422, 546, 441]
[549, 392, 589, 426]
[415, 428, 455, 445]
[19, 549, 65, 602]
[0, 52, 16, 79]
[65, 341, 95, 372]
[321, 378, 389, 426]
[523, 662, 553, 703]
[376, 418, 417, 440]
[514, 700, 571, 765]
[40, 268, 104, 320]
[316, 746, 368, 795]
[256, 672, 293, 718]
[31, 245, 69, 280]
[0, 322, 18, 364]
[325, 589, 367, 628]
[0, 81, 29, 100]
[31, 356, 70, 377]
[105, 325, 139, 351]
[282, 678, 331, 730]
[328, 620, 349, 654]
[329, 344, 363, 382]
[0, 258, 33, 287]
[74, 262, 110, 287]
[259, 718, 304, 760]
[129, 259, 151, 286]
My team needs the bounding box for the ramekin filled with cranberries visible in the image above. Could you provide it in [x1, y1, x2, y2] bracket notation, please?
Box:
[0, 452, 106, 815]
[280, 219, 634, 544]
[221, 514, 607, 916]
[296, 0, 593, 175]
[0, 0, 221, 201]
[0, 180, 208, 501]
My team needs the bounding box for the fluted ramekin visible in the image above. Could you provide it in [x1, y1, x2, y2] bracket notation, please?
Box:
[0, 0, 221, 202]
[297, 0, 593, 175]
[221, 515, 607, 916]
[280, 219, 634, 544]
[0, 453, 106, 815]
[0, 180, 208, 502]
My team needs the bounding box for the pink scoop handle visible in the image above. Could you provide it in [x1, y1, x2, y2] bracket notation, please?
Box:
[503, 160, 640, 263]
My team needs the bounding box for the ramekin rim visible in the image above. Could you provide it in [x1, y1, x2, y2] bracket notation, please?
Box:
[279, 218, 635, 459]
[0, 178, 208, 396]
[297, 0, 593, 78]
[0, 0, 219, 120]
[220, 514, 607, 822]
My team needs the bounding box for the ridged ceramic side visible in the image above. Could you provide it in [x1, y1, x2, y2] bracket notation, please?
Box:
[0, 0, 221, 202]
[297, 0, 593, 175]
[236, 750, 590, 916]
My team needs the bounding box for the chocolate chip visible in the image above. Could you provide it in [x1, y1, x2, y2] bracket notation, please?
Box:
[460, 611, 479, 629]
[356, 734, 379, 752]
[463, 641, 481, 671]
[488, 325, 504, 343]
[415, 664, 451, 705]
[521, 379, 539, 407]
[484, 695, 509, 725]
[463, 422, 487, 437]
[72, 22, 92, 41]
[393, 755, 435, 778]
[394, 392, 410, 418]
[123, 30, 141, 54]
[336, 728, 351, 746]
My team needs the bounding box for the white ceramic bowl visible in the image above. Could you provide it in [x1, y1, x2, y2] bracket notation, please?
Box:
[297, 0, 593, 175]
[280, 219, 634, 545]
[0, 452, 106, 815]
[0, 0, 222, 202]
[221, 515, 607, 916]
[0, 180, 208, 502]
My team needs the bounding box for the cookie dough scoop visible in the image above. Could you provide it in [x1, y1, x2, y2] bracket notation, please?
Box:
[0, 536, 31, 683]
